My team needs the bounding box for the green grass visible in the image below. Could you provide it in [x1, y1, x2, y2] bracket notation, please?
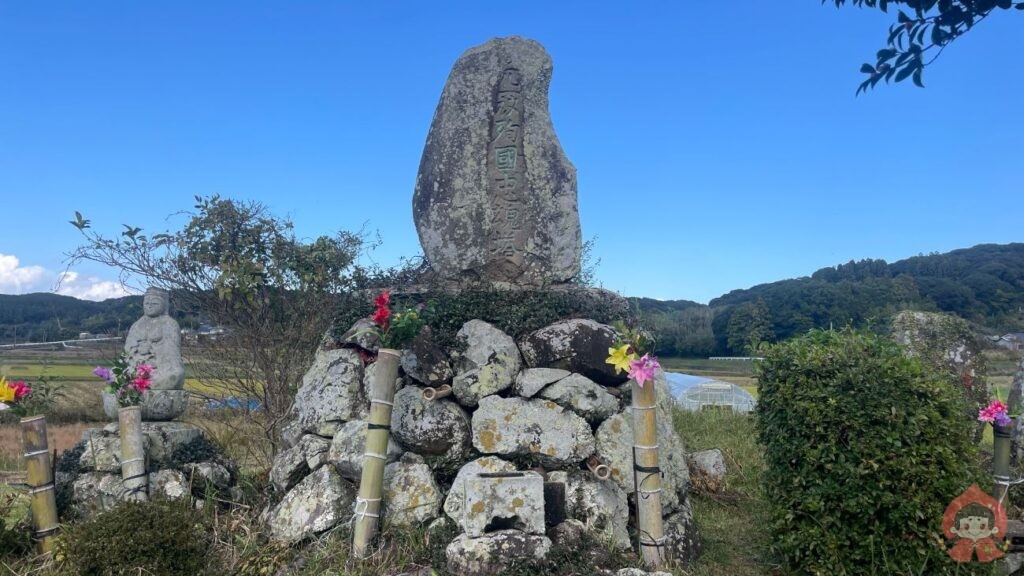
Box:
[672, 408, 773, 576]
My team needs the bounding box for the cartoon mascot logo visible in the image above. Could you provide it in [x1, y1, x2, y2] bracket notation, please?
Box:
[943, 484, 1007, 563]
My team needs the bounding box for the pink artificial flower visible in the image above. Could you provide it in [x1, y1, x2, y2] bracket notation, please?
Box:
[136, 364, 154, 378]
[628, 354, 660, 387]
[10, 381, 31, 400]
[979, 400, 1010, 423]
[131, 377, 152, 394]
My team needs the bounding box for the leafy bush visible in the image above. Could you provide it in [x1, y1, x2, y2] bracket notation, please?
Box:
[57, 498, 215, 576]
[0, 492, 32, 559]
[756, 329, 991, 575]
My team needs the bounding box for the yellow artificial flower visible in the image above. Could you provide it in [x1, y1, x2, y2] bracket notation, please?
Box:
[606, 344, 636, 375]
[0, 377, 14, 403]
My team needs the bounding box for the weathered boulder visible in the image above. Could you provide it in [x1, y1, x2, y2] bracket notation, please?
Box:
[383, 453, 443, 527]
[149, 469, 189, 500]
[615, 569, 673, 576]
[413, 36, 581, 287]
[451, 320, 522, 407]
[79, 435, 126, 473]
[289, 348, 367, 436]
[472, 396, 595, 467]
[518, 319, 625, 385]
[664, 503, 703, 565]
[401, 327, 453, 386]
[70, 472, 115, 516]
[687, 449, 727, 492]
[297, 434, 331, 471]
[538, 373, 618, 424]
[327, 419, 403, 482]
[336, 318, 380, 352]
[392, 386, 471, 468]
[564, 470, 630, 549]
[514, 367, 570, 398]
[547, 518, 586, 548]
[270, 443, 311, 493]
[183, 461, 232, 490]
[444, 456, 518, 525]
[83, 421, 203, 471]
[445, 530, 552, 576]
[463, 471, 546, 537]
[267, 466, 355, 543]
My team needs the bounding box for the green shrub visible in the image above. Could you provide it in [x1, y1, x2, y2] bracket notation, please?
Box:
[57, 498, 215, 576]
[334, 287, 631, 351]
[756, 329, 992, 575]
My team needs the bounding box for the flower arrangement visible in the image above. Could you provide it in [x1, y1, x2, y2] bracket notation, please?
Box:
[605, 322, 660, 387]
[370, 290, 427, 350]
[94, 356, 154, 408]
[979, 396, 1014, 428]
[0, 376, 33, 417]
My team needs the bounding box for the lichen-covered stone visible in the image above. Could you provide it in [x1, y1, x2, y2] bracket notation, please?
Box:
[471, 395, 594, 467]
[149, 469, 189, 500]
[463, 471, 546, 537]
[518, 319, 625, 385]
[687, 448, 727, 492]
[289, 347, 367, 435]
[664, 502, 704, 565]
[564, 470, 629, 548]
[183, 461, 232, 489]
[413, 36, 581, 287]
[337, 318, 380, 352]
[451, 320, 522, 407]
[444, 456, 518, 524]
[401, 327, 453, 386]
[445, 530, 552, 576]
[392, 386, 470, 468]
[538, 373, 618, 424]
[298, 434, 331, 470]
[514, 367, 570, 398]
[270, 443, 310, 493]
[327, 419, 403, 482]
[383, 453, 443, 527]
[267, 466, 355, 543]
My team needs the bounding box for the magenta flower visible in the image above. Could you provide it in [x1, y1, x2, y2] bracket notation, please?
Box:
[979, 399, 1011, 425]
[628, 354, 660, 387]
[130, 377, 151, 394]
[136, 364, 154, 378]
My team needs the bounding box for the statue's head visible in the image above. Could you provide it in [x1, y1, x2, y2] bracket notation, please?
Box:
[143, 287, 170, 318]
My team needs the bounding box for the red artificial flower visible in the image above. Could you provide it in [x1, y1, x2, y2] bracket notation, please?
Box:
[372, 306, 391, 330]
[131, 377, 151, 393]
[11, 381, 31, 400]
[374, 290, 390, 309]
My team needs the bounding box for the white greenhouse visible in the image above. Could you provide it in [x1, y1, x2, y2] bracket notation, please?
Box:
[664, 372, 756, 413]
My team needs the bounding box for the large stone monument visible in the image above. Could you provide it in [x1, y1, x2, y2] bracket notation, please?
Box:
[102, 287, 188, 421]
[413, 36, 582, 287]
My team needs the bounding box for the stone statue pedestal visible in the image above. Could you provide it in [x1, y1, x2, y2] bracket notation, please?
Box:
[102, 390, 189, 421]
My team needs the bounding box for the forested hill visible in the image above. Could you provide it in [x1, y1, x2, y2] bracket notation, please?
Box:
[703, 243, 1024, 354]
[3, 244, 1022, 353]
[0, 293, 144, 344]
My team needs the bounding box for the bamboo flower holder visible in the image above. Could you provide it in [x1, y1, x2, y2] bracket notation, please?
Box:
[118, 406, 148, 501]
[421, 384, 452, 401]
[353, 348, 401, 559]
[586, 455, 611, 480]
[20, 415, 58, 554]
[631, 378, 666, 567]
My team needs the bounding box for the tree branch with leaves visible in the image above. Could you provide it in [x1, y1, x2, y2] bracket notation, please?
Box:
[825, 0, 1023, 93]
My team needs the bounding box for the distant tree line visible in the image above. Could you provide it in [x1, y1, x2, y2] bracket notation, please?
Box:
[633, 243, 1024, 356]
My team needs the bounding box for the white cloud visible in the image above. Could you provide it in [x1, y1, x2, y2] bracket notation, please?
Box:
[55, 271, 132, 301]
[0, 253, 48, 293]
[0, 253, 130, 301]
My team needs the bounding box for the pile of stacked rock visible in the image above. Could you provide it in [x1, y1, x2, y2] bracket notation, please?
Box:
[56, 288, 241, 517]
[265, 316, 701, 573]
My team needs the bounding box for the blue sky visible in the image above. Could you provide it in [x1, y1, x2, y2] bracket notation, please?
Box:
[1, 2, 1021, 303]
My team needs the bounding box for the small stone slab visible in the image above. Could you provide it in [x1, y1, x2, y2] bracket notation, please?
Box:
[514, 368, 570, 398]
[463, 471, 545, 537]
[446, 530, 552, 576]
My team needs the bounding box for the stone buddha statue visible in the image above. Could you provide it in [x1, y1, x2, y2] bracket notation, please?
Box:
[103, 287, 188, 421]
[125, 288, 186, 390]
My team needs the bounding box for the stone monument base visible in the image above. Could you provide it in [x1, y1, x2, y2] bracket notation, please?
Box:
[102, 390, 189, 421]
[55, 421, 240, 518]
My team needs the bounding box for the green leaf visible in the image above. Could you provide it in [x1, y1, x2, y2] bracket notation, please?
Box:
[876, 48, 897, 61]
[897, 9, 911, 23]
[895, 63, 916, 83]
[912, 68, 924, 87]
[860, 63, 876, 74]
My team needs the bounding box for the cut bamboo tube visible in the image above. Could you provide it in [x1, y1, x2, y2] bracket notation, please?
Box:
[631, 378, 666, 567]
[994, 420, 1015, 505]
[118, 406, 148, 502]
[587, 455, 611, 480]
[421, 384, 452, 401]
[21, 415, 58, 554]
[353, 348, 400, 559]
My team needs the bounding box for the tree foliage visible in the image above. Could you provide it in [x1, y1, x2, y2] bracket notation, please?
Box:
[826, 0, 1024, 93]
[68, 195, 365, 457]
